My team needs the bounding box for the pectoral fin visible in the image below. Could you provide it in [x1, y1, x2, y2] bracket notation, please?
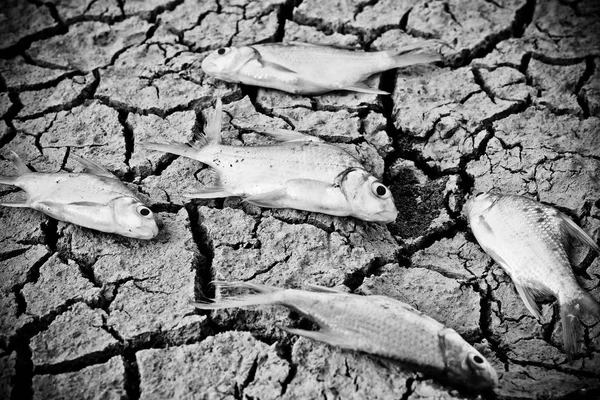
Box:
[258, 128, 322, 143]
[278, 326, 354, 349]
[244, 59, 300, 84]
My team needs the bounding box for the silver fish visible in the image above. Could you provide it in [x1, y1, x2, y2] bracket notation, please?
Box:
[465, 191, 600, 358]
[0, 152, 159, 239]
[201, 41, 442, 95]
[194, 281, 498, 392]
[145, 99, 398, 223]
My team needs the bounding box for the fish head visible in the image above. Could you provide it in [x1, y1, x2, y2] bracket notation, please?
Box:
[439, 328, 498, 392]
[201, 46, 257, 81]
[338, 168, 398, 223]
[464, 190, 502, 221]
[110, 197, 160, 239]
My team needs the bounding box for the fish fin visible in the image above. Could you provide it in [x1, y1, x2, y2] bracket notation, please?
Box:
[243, 189, 288, 208]
[0, 192, 29, 207]
[386, 40, 446, 68]
[244, 53, 302, 85]
[513, 283, 543, 321]
[557, 212, 600, 255]
[191, 281, 282, 310]
[258, 127, 322, 143]
[143, 141, 201, 160]
[183, 186, 234, 199]
[202, 97, 223, 145]
[560, 292, 600, 360]
[0, 176, 18, 186]
[70, 154, 115, 178]
[278, 326, 353, 348]
[304, 284, 346, 294]
[1, 150, 31, 175]
[343, 82, 389, 95]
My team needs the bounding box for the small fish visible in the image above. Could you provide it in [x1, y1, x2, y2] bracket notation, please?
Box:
[465, 191, 600, 358]
[201, 41, 443, 95]
[145, 99, 398, 223]
[0, 152, 159, 239]
[194, 281, 498, 392]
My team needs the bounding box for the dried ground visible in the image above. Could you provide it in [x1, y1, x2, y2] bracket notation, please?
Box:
[1, 0, 600, 399]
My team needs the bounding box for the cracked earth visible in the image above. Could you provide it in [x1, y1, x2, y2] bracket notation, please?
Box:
[0, 0, 599, 399]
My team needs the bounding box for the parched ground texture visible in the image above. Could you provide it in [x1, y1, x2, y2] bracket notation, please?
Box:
[0, 0, 599, 399]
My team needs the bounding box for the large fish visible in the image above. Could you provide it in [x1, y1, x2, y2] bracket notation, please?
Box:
[145, 99, 398, 223]
[0, 152, 159, 239]
[194, 281, 498, 392]
[465, 191, 600, 358]
[201, 41, 443, 95]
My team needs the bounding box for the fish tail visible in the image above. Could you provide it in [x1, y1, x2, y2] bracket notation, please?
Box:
[1, 150, 31, 176]
[387, 40, 445, 68]
[560, 291, 600, 359]
[192, 281, 283, 310]
[0, 175, 18, 186]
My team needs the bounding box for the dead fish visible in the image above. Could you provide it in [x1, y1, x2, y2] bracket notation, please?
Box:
[465, 191, 600, 358]
[194, 281, 499, 392]
[201, 41, 443, 95]
[144, 99, 398, 223]
[0, 152, 159, 239]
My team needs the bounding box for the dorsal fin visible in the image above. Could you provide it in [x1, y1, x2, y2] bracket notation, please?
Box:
[70, 154, 115, 178]
[201, 97, 223, 145]
[3, 151, 32, 175]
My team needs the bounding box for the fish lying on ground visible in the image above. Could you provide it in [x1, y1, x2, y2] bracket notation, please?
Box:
[193, 281, 498, 392]
[465, 191, 600, 358]
[201, 41, 443, 95]
[0, 152, 159, 239]
[144, 98, 398, 223]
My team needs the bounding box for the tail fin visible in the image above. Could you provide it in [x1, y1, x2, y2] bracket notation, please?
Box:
[143, 98, 224, 159]
[387, 40, 446, 68]
[192, 281, 283, 310]
[560, 292, 600, 359]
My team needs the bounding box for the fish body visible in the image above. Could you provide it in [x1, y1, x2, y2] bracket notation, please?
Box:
[465, 192, 600, 358]
[201, 41, 443, 95]
[145, 99, 398, 223]
[194, 281, 498, 392]
[0, 152, 159, 239]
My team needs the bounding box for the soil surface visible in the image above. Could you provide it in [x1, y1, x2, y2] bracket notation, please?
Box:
[1, 0, 599, 399]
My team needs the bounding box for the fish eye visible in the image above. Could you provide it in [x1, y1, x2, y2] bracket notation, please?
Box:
[467, 353, 486, 369]
[136, 205, 152, 217]
[371, 182, 388, 197]
[217, 48, 227, 55]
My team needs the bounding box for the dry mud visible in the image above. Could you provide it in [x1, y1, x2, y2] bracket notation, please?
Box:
[1, 0, 599, 399]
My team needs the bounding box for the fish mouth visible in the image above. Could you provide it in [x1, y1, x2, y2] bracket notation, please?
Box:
[201, 58, 218, 74]
[131, 224, 159, 240]
[359, 209, 398, 224]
